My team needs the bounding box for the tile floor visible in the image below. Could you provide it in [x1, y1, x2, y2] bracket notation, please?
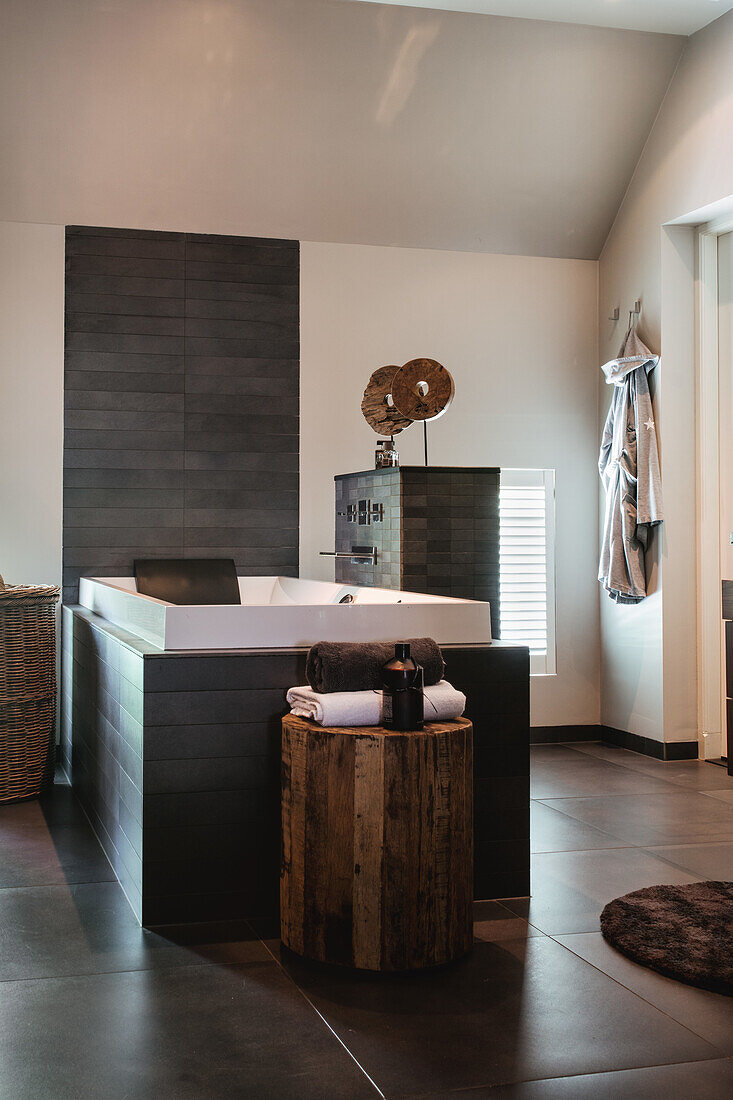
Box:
[0, 743, 732, 1098]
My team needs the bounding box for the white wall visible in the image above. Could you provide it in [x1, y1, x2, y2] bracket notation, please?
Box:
[301, 241, 600, 727]
[0, 221, 64, 588]
[599, 8, 733, 744]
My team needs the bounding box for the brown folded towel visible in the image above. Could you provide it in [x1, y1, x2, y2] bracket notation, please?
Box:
[306, 638, 445, 694]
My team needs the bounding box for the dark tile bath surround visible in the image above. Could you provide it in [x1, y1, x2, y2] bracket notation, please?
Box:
[62, 606, 529, 926]
[63, 226, 299, 605]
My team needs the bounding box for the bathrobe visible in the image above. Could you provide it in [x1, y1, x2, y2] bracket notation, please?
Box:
[598, 326, 663, 603]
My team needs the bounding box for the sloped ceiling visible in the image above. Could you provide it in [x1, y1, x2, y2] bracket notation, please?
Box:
[0, 0, 684, 259]
[337, 1, 731, 36]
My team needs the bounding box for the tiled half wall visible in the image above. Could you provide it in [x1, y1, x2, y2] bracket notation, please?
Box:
[63, 226, 299, 604]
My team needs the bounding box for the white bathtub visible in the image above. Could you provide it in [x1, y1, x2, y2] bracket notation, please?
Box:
[78, 575, 492, 651]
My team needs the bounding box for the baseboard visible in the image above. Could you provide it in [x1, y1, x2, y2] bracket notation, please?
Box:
[530, 723, 699, 761]
[601, 725, 698, 761]
[530, 725, 601, 744]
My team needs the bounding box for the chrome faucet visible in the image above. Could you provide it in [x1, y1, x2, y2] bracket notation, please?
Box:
[319, 545, 377, 565]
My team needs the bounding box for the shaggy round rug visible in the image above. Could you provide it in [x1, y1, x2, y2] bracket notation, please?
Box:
[600, 881, 733, 996]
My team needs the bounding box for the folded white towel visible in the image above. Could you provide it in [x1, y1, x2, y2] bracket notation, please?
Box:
[285, 680, 466, 728]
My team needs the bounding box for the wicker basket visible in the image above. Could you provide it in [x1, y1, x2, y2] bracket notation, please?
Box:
[0, 575, 60, 803]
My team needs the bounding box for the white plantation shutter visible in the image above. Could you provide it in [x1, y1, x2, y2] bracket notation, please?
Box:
[499, 469, 556, 675]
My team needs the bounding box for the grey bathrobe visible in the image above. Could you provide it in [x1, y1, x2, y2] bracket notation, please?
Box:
[598, 326, 663, 603]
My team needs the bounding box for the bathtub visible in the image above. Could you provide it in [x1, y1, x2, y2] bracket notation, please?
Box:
[77, 575, 492, 651]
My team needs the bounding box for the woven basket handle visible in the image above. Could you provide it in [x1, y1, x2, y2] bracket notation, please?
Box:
[0, 574, 4, 590]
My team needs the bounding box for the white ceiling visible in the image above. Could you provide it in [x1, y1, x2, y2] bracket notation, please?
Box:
[339, 0, 732, 36]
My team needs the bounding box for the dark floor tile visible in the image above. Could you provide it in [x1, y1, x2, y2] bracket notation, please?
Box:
[0, 880, 266, 981]
[0, 784, 88, 828]
[502, 848, 700, 935]
[418, 1057, 733, 1098]
[530, 753, 671, 799]
[0, 820, 115, 888]
[278, 936, 717, 1096]
[572, 743, 733, 791]
[538, 791, 733, 846]
[0, 962, 377, 1099]
[556, 932, 733, 1055]
[472, 901, 543, 944]
[642, 841, 733, 880]
[530, 802, 630, 854]
[702, 789, 733, 805]
[529, 746, 584, 762]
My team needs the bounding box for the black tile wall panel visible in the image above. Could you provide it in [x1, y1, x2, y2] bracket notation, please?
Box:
[334, 467, 500, 637]
[63, 226, 299, 603]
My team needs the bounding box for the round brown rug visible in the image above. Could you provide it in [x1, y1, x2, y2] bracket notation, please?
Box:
[600, 881, 733, 996]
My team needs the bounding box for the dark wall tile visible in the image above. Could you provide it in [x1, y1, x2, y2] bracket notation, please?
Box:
[64, 391, 185, 413]
[185, 297, 298, 323]
[185, 317, 297, 341]
[65, 331, 185, 355]
[144, 651, 307, 692]
[144, 722, 277, 761]
[144, 755, 272, 795]
[67, 225, 184, 241]
[183, 337, 298, 359]
[65, 292, 185, 317]
[185, 355, 298, 377]
[184, 240, 298, 266]
[64, 448, 184, 471]
[64, 409, 182, 431]
[185, 393, 299, 417]
[64, 527, 182, 548]
[182, 527, 297, 549]
[143, 787, 271, 828]
[65, 274, 185, 298]
[64, 351, 184, 374]
[66, 235, 186, 260]
[66, 253, 185, 279]
[65, 489, 184, 510]
[65, 370, 185, 394]
[64, 430, 184, 451]
[64, 507, 184, 529]
[184, 412, 298, 435]
[184, 260, 298, 285]
[63, 224, 299, 600]
[184, 451, 298, 472]
[185, 280, 298, 304]
[144, 689, 288, 727]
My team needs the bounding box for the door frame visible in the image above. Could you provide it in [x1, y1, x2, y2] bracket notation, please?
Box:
[696, 215, 733, 759]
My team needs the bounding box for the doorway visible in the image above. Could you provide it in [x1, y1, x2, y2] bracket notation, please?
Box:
[717, 232, 733, 763]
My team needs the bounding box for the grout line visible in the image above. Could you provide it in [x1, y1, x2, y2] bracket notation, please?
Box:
[419, 1056, 733, 1097]
[0, 955, 273, 988]
[0, 872, 118, 893]
[257, 936, 386, 1098]
[532, 844, 635, 854]
[549, 937, 727, 1054]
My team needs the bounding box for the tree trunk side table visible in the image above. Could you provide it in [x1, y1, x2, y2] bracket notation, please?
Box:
[280, 714, 473, 971]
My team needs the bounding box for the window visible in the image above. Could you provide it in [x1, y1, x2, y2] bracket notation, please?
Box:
[499, 469, 556, 675]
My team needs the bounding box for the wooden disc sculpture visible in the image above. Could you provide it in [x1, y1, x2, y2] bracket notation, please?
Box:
[361, 358, 454, 434]
[361, 365, 413, 435]
[391, 357, 454, 422]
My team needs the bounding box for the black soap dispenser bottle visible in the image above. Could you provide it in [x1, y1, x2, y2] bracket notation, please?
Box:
[382, 642, 424, 731]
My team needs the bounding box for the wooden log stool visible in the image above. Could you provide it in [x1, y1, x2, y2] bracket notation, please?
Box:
[280, 715, 473, 971]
